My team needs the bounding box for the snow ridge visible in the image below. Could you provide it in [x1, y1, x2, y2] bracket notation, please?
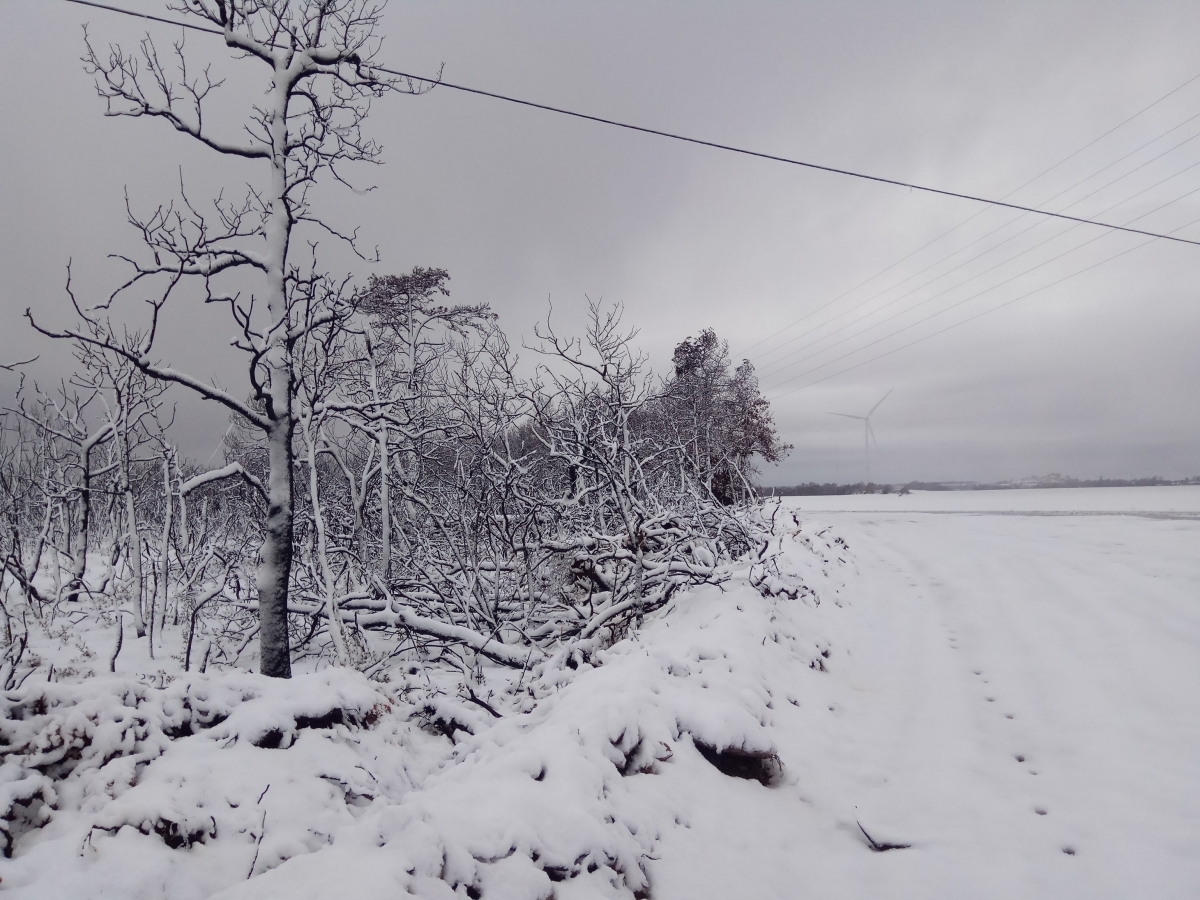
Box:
[0, 519, 845, 899]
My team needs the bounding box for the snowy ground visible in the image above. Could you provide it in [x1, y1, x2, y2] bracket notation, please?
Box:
[727, 486, 1200, 899]
[3, 487, 1198, 898]
[787, 483, 1200, 514]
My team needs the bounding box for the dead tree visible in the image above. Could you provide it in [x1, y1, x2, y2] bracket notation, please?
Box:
[28, 1, 424, 677]
[7, 387, 112, 609]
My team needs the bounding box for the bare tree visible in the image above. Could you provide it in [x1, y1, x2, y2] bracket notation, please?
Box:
[8, 387, 112, 609]
[29, 1, 423, 677]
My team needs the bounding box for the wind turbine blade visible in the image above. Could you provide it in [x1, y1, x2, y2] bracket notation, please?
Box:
[868, 389, 893, 417]
[869, 421, 879, 448]
[828, 412, 866, 420]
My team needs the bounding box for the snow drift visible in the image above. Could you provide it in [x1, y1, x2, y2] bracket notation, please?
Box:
[0, 517, 844, 899]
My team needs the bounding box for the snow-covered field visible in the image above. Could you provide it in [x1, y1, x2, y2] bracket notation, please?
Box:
[3, 487, 1198, 898]
[751, 486, 1200, 898]
[788, 483, 1200, 514]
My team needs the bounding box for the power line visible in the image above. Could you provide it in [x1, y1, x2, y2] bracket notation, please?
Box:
[765, 194, 1200, 398]
[741, 69, 1200, 359]
[64, 0, 216, 32]
[58, 0, 1200, 399]
[768, 214, 1200, 400]
[369, 81, 1200, 250]
[61, 0, 1200, 249]
[751, 106, 1200, 370]
[764, 182, 1200, 392]
[757, 134, 1200, 382]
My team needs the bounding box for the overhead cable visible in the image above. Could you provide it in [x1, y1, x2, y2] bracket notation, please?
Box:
[767, 212, 1200, 399]
[758, 139, 1200, 382]
[763, 181, 1200, 392]
[765, 193, 1200, 397]
[61, 0, 1200, 249]
[741, 70, 1200, 358]
[751, 108, 1200, 370]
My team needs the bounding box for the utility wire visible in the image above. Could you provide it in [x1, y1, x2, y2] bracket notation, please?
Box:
[757, 130, 1200, 381]
[769, 212, 1200, 399]
[764, 178, 1200, 390]
[742, 69, 1200, 358]
[752, 107, 1200, 370]
[765, 190, 1200, 397]
[61, 0, 1200, 399]
[64, 0, 219, 31]
[762, 175, 1200, 391]
[61, 0, 1200, 249]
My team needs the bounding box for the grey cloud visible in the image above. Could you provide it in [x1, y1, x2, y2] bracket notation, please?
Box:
[3, 0, 1198, 483]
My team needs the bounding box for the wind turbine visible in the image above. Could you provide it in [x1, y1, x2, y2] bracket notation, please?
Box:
[828, 390, 892, 482]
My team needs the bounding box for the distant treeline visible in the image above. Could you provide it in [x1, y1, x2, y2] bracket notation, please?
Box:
[762, 482, 897, 496]
[1020, 476, 1200, 489]
[762, 475, 1200, 496]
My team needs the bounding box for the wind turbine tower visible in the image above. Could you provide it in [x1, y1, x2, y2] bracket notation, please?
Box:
[829, 390, 892, 482]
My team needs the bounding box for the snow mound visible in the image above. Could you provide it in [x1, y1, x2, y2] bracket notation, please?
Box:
[211, 584, 801, 900]
[0, 670, 419, 898]
[0, 520, 845, 899]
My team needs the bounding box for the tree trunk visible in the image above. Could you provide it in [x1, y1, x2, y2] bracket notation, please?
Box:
[254, 64, 297, 679]
[67, 456, 90, 604]
[125, 488, 146, 638]
[68, 427, 111, 603]
[257, 416, 294, 678]
[303, 415, 350, 666]
[174, 468, 187, 626]
[146, 537, 156, 660]
[158, 454, 173, 642]
[25, 498, 52, 597]
[377, 422, 391, 579]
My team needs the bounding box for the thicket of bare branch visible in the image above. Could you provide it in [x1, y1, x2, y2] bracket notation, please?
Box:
[0, 1, 788, 690]
[1, 270, 788, 688]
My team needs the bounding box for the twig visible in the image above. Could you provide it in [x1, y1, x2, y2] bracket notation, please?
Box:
[463, 685, 502, 719]
[247, 784, 271, 879]
[857, 820, 910, 852]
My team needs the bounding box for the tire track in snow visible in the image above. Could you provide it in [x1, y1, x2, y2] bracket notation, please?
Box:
[779, 507, 1200, 899]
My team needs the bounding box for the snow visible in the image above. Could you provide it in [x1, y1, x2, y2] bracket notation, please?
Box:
[4, 487, 1199, 898]
[788, 483, 1200, 514]
[742, 487, 1200, 898]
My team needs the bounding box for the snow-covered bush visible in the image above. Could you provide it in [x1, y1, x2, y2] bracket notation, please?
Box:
[0, 518, 847, 898]
[0, 3, 826, 894]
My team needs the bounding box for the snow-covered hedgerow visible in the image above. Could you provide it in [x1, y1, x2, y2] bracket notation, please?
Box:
[0, 669, 434, 897]
[0, 519, 844, 899]
[0, 671, 404, 852]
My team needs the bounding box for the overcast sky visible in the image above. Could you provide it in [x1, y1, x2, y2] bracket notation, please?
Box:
[3, 0, 1200, 485]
